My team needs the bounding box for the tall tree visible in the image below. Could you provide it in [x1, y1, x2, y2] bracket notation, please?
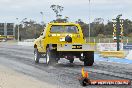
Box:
[50, 5, 64, 19]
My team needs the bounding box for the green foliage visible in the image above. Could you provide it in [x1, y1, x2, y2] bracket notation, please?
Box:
[123, 19, 132, 36]
[15, 20, 45, 40]
[128, 33, 132, 37]
[15, 18, 132, 40]
[80, 24, 89, 37]
[77, 18, 132, 38]
[105, 35, 113, 38]
[97, 34, 105, 38]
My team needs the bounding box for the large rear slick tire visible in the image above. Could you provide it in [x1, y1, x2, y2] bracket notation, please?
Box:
[34, 48, 40, 63]
[69, 59, 74, 63]
[83, 51, 94, 66]
[46, 48, 58, 65]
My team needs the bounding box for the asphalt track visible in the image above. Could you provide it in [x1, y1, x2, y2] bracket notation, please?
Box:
[0, 43, 132, 88]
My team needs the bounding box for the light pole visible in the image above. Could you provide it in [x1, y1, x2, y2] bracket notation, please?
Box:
[40, 12, 44, 23]
[16, 18, 19, 42]
[88, 0, 91, 43]
[16, 18, 27, 42]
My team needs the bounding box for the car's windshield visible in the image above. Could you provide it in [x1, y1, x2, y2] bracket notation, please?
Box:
[50, 25, 78, 33]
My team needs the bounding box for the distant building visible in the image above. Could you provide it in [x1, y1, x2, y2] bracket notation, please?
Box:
[0, 23, 4, 35]
[0, 23, 15, 40]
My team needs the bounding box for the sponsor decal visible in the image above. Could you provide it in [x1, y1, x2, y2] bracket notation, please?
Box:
[72, 45, 82, 49]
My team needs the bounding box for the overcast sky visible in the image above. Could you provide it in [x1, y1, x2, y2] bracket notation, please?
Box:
[0, 0, 132, 23]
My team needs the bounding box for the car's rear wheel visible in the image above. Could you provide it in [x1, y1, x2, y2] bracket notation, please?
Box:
[83, 51, 94, 66]
[34, 48, 40, 63]
[46, 48, 58, 65]
[69, 59, 74, 63]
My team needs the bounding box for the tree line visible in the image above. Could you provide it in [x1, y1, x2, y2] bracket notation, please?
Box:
[77, 18, 132, 38]
[15, 18, 132, 40]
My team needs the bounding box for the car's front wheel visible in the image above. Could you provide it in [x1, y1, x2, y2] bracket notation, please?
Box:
[34, 48, 40, 63]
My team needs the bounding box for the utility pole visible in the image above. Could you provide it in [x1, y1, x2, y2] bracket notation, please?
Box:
[40, 12, 44, 24]
[16, 18, 19, 42]
[16, 18, 27, 42]
[88, 0, 91, 43]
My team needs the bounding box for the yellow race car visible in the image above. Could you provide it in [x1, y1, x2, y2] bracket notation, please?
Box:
[34, 22, 95, 66]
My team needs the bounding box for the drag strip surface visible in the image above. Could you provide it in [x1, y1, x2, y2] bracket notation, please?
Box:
[0, 43, 131, 88]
